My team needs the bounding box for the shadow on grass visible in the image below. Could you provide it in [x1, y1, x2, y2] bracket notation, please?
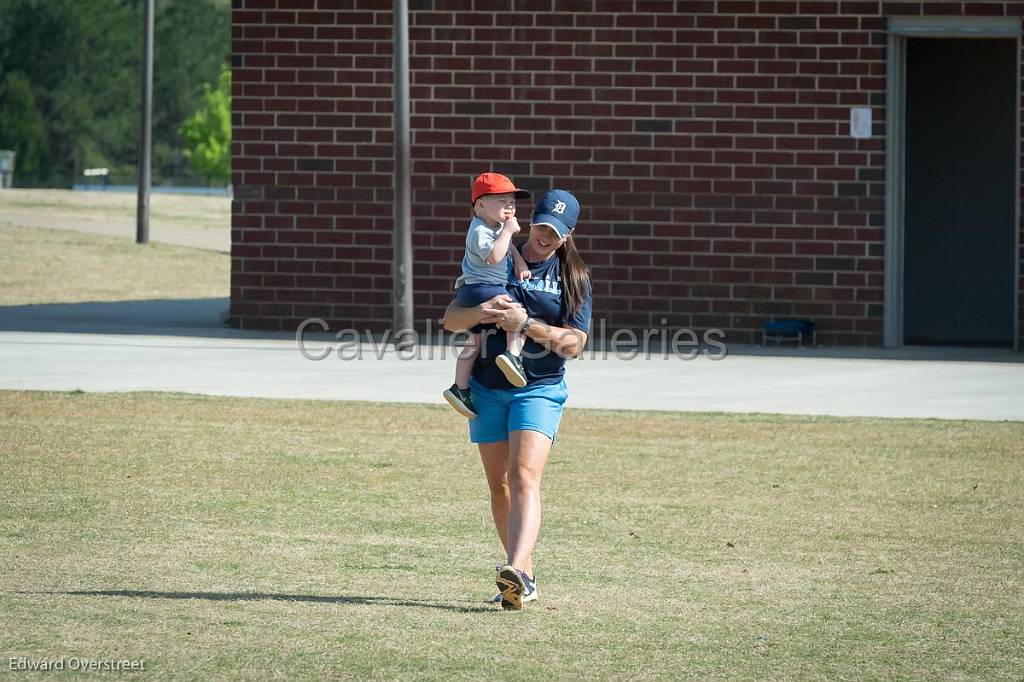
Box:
[24, 589, 495, 614]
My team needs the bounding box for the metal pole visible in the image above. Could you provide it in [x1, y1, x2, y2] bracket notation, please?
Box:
[392, 0, 414, 348]
[136, 0, 154, 244]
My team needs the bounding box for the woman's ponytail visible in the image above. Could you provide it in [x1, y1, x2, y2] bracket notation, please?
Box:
[557, 233, 591, 319]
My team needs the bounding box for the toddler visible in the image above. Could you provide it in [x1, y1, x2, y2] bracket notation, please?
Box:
[443, 172, 532, 418]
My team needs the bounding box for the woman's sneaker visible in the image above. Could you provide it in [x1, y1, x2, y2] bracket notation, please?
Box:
[442, 384, 477, 419]
[495, 565, 532, 610]
[495, 352, 528, 388]
[491, 574, 536, 605]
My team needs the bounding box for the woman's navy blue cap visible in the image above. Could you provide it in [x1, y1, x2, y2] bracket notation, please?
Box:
[531, 189, 580, 238]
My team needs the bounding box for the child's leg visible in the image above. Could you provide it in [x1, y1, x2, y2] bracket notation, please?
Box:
[455, 333, 480, 389]
[506, 330, 524, 356]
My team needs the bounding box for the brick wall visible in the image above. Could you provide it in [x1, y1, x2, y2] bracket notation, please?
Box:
[231, 0, 1024, 347]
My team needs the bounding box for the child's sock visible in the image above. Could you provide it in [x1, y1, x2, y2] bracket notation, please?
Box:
[506, 330, 525, 356]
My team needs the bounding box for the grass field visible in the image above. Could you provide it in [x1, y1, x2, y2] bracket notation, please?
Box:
[0, 189, 230, 231]
[1, 391, 1021, 680]
[0, 224, 228, 306]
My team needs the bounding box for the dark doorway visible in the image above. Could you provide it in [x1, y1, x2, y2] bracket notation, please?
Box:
[903, 38, 1017, 346]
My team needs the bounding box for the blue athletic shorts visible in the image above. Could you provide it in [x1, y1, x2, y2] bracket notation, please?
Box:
[468, 376, 569, 444]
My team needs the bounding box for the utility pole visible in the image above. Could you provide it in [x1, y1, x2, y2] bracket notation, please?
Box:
[392, 0, 414, 349]
[136, 0, 154, 244]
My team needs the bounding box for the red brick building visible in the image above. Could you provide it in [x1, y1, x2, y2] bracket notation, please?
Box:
[230, 1, 1023, 349]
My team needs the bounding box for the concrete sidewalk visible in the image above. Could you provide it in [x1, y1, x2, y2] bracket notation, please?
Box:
[0, 212, 229, 252]
[1, 298, 1021, 421]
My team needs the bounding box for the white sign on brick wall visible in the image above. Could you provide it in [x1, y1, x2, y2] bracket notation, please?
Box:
[850, 108, 872, 139]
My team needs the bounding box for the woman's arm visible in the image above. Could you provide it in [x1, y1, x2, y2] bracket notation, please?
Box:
[442, 294, 519, 332]
[525, 320, 588, 359]
[481, 299, 589, 359]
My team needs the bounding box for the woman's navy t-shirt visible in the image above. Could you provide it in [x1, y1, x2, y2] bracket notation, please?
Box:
[472, 245, 592, 389]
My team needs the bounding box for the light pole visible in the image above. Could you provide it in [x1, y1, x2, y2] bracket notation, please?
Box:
[392, 0, 414, 349]
[136, 0, 154, 244]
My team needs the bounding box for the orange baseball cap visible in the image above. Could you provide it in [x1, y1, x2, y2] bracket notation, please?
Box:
[471, 172, 530, 203]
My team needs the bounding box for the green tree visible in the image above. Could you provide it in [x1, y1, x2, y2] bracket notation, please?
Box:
[0, 72, 49, 183]
[153, 0, 231, 182]
[0, 0, 229, 187]
[179, 65, 230, 185]
[0, 0, 140, 185]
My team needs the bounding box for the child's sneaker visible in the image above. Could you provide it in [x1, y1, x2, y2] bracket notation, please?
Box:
[495, 351, 528, 388]
[442, 384, 477, 419]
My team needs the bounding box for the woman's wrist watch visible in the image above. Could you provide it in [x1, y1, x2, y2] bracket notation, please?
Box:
[519, 316, 535, 333]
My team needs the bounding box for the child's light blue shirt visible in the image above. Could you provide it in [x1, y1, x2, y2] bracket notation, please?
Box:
[454, 217, 512, 289]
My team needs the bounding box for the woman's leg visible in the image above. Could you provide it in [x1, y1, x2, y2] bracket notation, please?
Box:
[479, 440, 536, 577]
[505, 429, 553, 575]
[478, 441, 510, 556]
